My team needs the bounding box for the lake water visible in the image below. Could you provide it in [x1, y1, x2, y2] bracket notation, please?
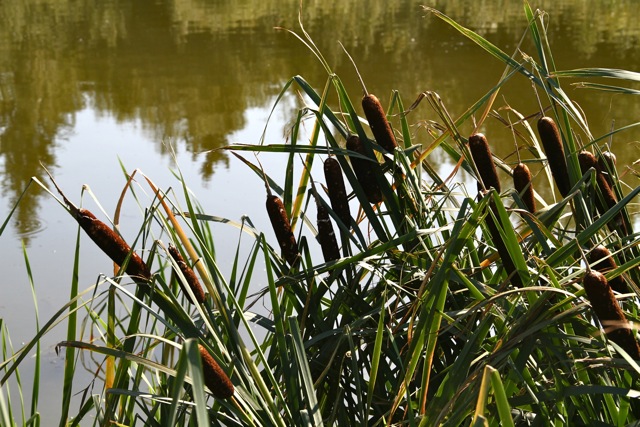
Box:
[1, 0, 639, 420]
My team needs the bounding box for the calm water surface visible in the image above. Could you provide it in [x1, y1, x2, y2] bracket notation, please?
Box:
[1, 0, 639, 419]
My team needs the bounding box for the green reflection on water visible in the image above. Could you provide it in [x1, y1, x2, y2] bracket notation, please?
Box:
[1, 0, 639, 237]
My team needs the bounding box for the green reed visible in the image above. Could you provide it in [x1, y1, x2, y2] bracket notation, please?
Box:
[2, 2, 640, 425]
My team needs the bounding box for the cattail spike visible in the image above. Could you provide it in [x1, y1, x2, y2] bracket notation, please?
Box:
[323, 157, 351, 228]
[314, 192, 341, 262]
[198, 345, 234, 399]
[578, 149, 598, 174]
[537, 116, 571, 197]
[76, 209, 151, 281]
[44, 169, 150, 282]
[468, 133, 501, 192]
[583, 270, 640, 358]
[589, 245, 628, 293]
[598, 150, 617, 188]
[362, 94, 398, 153]
[579, 150, 626, 234]
[266, 195, 299, 265]
[168, 244, 206, 304]
[513, 163, 536, 213]
[346, 135, 382, 204]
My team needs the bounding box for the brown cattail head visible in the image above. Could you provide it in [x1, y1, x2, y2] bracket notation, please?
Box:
[75, 209, 151, 281]
[579, 150, 626, 233]
[468, 133, 501, 193]
[537, 116, 571, 197]
[513, 163, 536, 213]
[589, 245, 628, 293]
[266, 195, 299, 265]
[362, 94, 398, 153]
[198, 344, 234, 399]
[598, 151, 617, 187]
[582, 270, 640, 358]
[168, 244, 206, 304]
[43, 170, 150, 282]
[323, 157, 351, 228]
[346, 135, 383, 204]
[315, 194, 341, 262]
[578, 150, 598, 175]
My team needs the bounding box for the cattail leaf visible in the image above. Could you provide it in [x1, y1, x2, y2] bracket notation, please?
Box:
[552, 68, 640, 82]
[293, 75, 350, 139]
[571, 82, 640, 95]
[489, 367, 515, 427]
[365, 292, 387, 420]
[390, 90, 412, 149]
[488, 191, 531, 285]
[288, 317, 323, 427]
[546, 182, 640, 269]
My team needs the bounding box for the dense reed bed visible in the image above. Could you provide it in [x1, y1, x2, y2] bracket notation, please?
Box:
[3, 3, 640, 425]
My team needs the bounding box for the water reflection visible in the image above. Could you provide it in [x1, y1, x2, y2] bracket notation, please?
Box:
[0, 0, 639, 238]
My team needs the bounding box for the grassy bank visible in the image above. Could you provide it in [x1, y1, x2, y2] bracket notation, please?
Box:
[3, 3, 640, 425]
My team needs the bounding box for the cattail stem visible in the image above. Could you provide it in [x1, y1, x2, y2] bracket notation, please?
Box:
[583, 271, 640, 358]
[362, 94, 398, 153]
[537, 116, 571, 197]
[168, 244, 206, 304]
[346, 135, 383, 204]
[198, 344, 234, 399]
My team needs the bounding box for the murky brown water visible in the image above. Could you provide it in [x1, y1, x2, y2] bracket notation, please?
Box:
[1, 0, 639, 419]
[1, 1, 639, 239]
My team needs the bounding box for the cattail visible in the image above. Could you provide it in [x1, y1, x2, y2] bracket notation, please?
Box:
[198, 344, 234, 399]
[266, 195, 299, 265]
[315, 193, 341, 262]
[537, 116, 571, 197]
[598, 151, 617, 188]
[589, 245, 628, 293]
[513, 163, 536, 213]
[579, 150, 626, 233]
[43, 170, 150, 282]
[74, 209, 151, 281]
[468, 133, 501, 192]
[323, 157, 351, 228]
[578, 149, 598, 174]
[346, 134, 383, 204]
[362, 94, 398, 153]
[168, 244, 206, 304]
[582, 270, 640, 358]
